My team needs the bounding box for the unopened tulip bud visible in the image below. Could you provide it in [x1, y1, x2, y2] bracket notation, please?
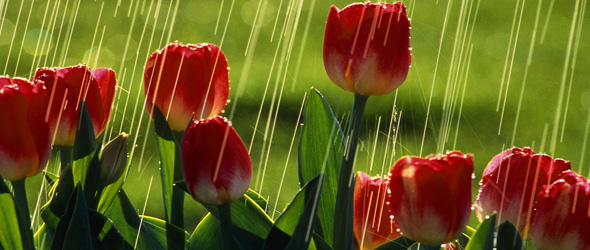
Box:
[323, 2, 411, 96]
[531, 171, 590, 250]
[474, 147, 570, 238]
[99, 133, 128, 186]
[388, 152, 473, 246]
[182, 116, 252, 205]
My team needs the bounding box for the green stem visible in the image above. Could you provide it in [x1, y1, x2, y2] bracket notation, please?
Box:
[59, 146, 73, 172]
[12, 179, 35, 250]
[333, 93, 369, 250]
[171, 131, 185, 229]
[218, 203, 235, 250]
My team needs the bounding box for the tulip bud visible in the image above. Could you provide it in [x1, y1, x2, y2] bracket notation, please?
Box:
[0, 76, 51, 180]
[474, 147, 570, 238]
[323, 2, 411, 96]
[353, 172, 400, 250]
[181, 116, 251, 205]
[144, 42, 229, 131]
[388, 152, 473, 246]
[33, 65, 116, 145]
[99, 133, 128, 186]
[531, 171, 590, 250]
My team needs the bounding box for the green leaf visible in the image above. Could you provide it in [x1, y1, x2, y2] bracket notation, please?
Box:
[465, 214, 496, 250]
[41, 165, 75, 230]
[246, 189, 269, 213]
[203, 195, 274, 240]
[83, 147, 102, 209]
[312, 234, 331, 250]
[153, 105, 185, 228]
[188, 213, 268, 250]
[34, 224, 55, 250]
[189, 214, 221, 250]
[72, 102, 98, 185]
[263, 175, 322, 250]
[496, 220, 523, 250]
[298, 88, 344, 246]
[96, 163, 127, 214]
[105, 189, 188, 249]
[374, 236, 416, 250]
[50, 184, 92, 250]
[0, 180, 22, 250]
[193, 195, 273, 249]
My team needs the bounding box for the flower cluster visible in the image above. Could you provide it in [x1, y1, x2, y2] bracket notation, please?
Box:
[0, 65, 117, 180]
[475, 147, 589, 250]
[144, 42, 251, 206]
[1, 1, 588, 250]
[354, 152, 473, 248]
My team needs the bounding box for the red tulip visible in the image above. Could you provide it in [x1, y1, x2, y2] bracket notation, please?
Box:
[353, 172, 400, 250]
[531, 171, 590, 250]
[0, 76, 51, 180]
[387, 152, 473, 246]
[474, 147, 570, 237]
[33, 65, 116, 146]
[181, 116, 251, 205]
[323, 2, 411, 96]
[144, 42, 229, 131]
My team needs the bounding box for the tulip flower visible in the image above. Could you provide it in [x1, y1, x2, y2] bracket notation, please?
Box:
[99, 133, 128, 186]
[33, 65, 116, 145]
[181, 116, 251, 205]
[353, 172, 400, 250]
[474, 147, 570, 237]
[531, 171, 590, 250]
[387, 152, 473, 246]
[323, 2, 411, 96]
[144, 42, 229, 131]
[0, 76, 51, 180]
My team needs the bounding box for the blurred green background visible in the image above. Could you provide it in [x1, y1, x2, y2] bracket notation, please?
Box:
[1, 0, 589, 232]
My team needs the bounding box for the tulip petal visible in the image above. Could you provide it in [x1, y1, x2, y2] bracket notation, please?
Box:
[92, 68, 117, 134]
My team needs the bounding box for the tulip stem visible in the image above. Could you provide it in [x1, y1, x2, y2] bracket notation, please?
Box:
[171, 130, 185, 229]
[334, 93, 369, 250]
[12, 179, 35, 250]
[59, 146, 73, 172]
[218, 203, 236, 250]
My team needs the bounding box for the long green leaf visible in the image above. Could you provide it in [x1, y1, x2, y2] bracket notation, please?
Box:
[153, 106, 185, 229]
[105, 189, 188, 249]
[188, 214, 221, 250]
[465, 214, 496, 250]
[50, 184, 92, 250]
[0, 180, 22, 250]
[203, 195, 274, 239]
[192, 194, 274, 249]
[96, 162, 128, 214]
[188, 213, 268, 250]
[263, 176, 322, 250]
[496, 220, 523, 250]
[72, 102, 98, 186]
[298, 88, 344, 246]
[40, 165, 75, 230]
